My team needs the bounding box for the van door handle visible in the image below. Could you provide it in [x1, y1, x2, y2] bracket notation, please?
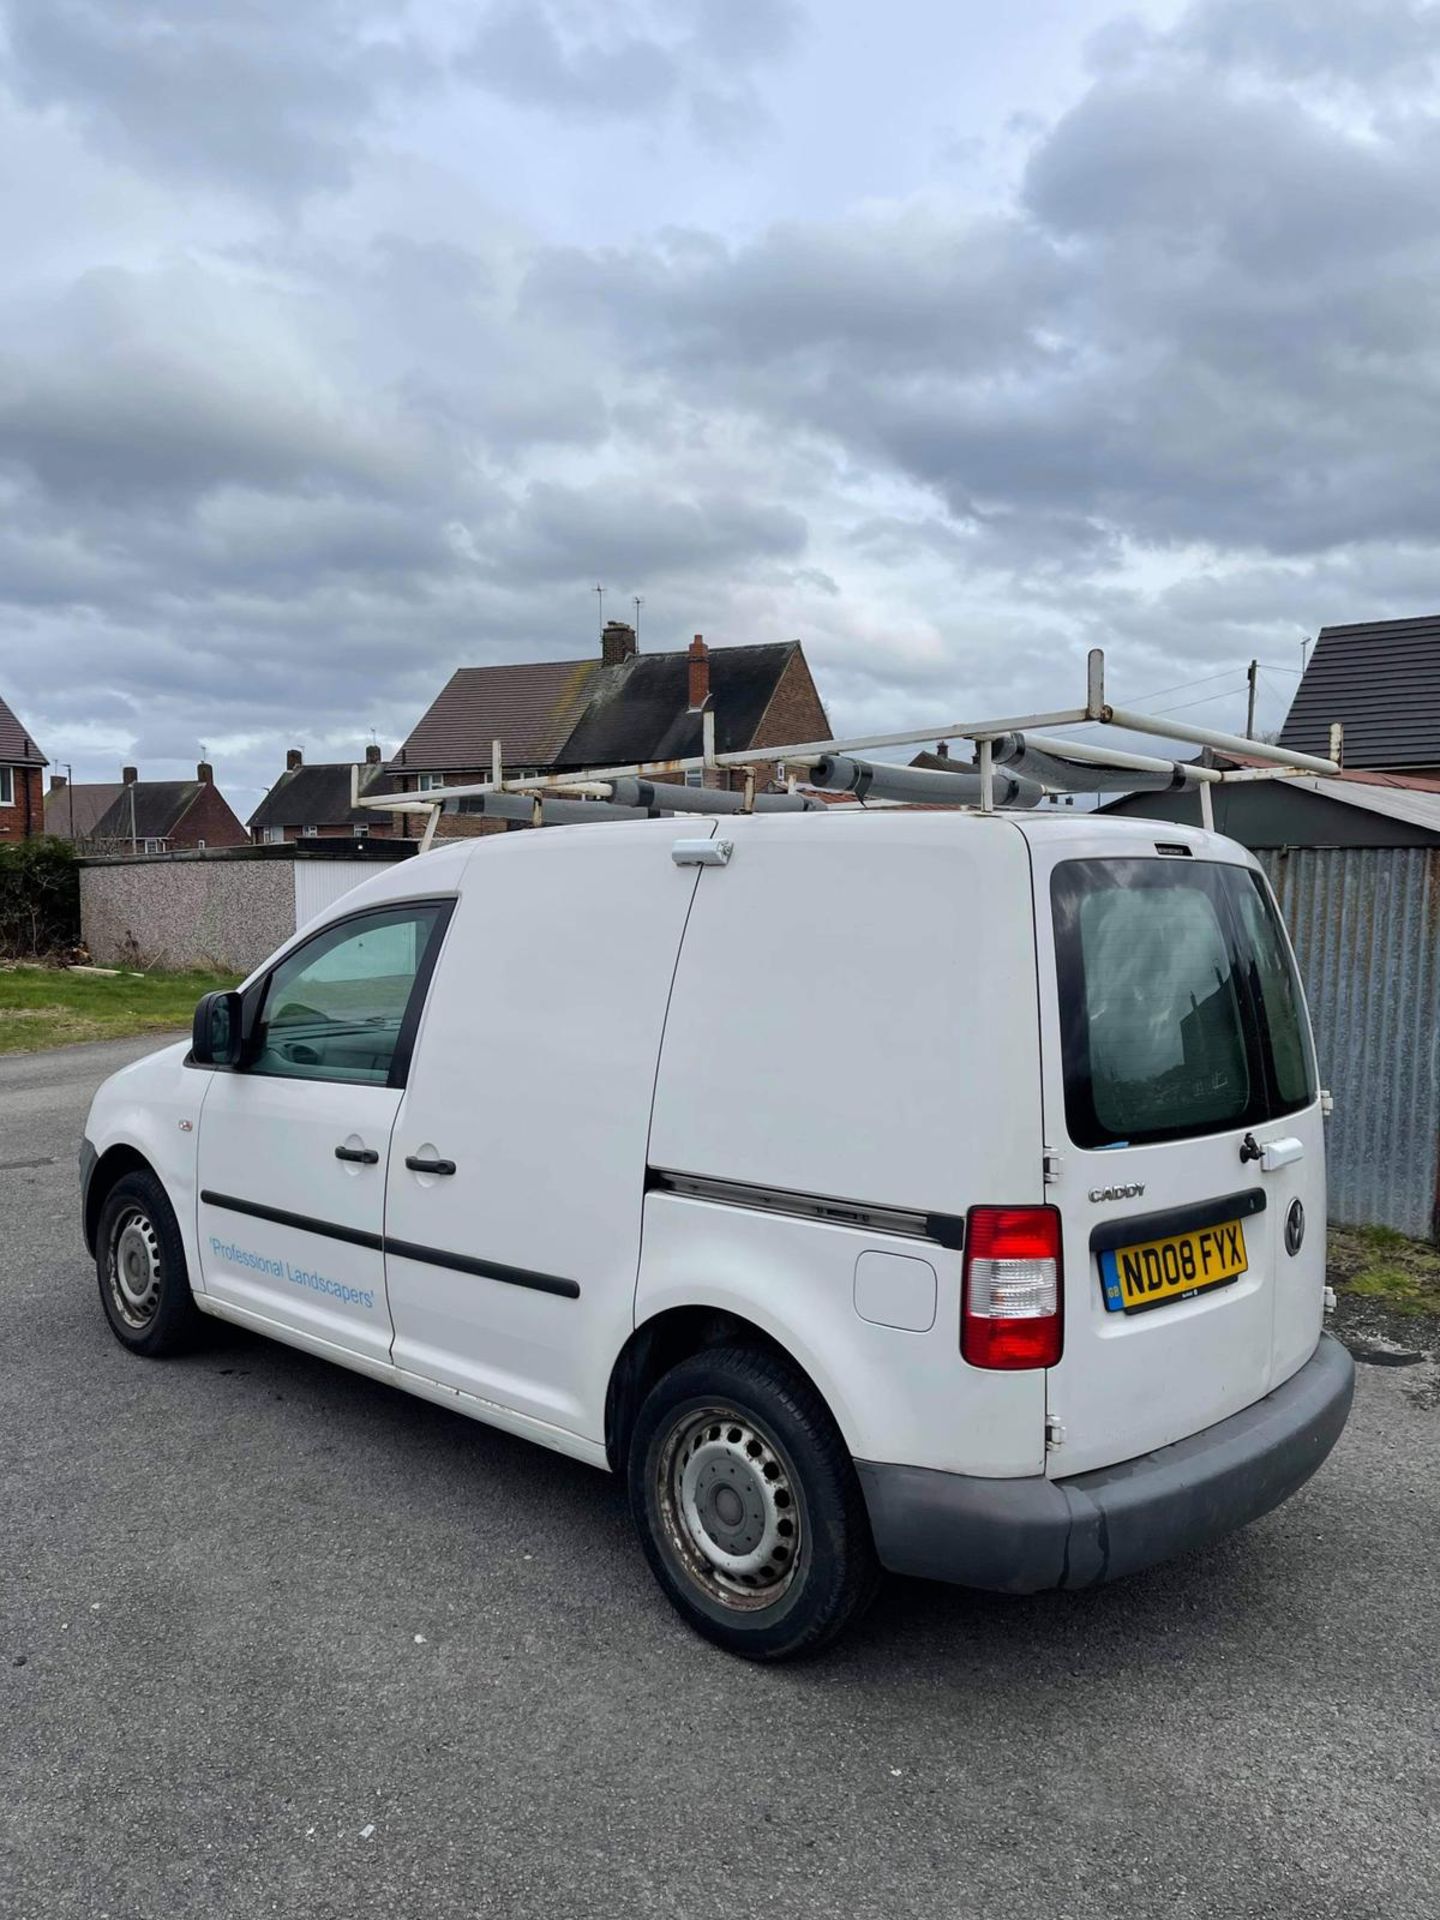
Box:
[1259, 1136, 1304, 1173]
[335, 1144, 380, 1164]
[406, 1155, 457, 1176]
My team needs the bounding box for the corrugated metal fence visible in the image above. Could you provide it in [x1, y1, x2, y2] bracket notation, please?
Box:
[1260, 847, 1440, 1240]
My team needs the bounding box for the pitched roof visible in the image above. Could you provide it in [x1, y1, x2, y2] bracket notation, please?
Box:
[45, 782, 125, 840]
[554, 643, 800, 769]
[248, 763, 391, 831]
[89, 783, 204, 842]
[391, 659, 602, 771]
[1279, 615, 1440, 768]
[0, 694, 46, 767]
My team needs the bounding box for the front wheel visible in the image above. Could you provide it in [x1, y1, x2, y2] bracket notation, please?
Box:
[628, 1345, 880, 1661]
[96, 1170, 204, 1358]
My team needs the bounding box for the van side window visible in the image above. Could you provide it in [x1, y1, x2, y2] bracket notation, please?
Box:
[250, 904, 447, 1087]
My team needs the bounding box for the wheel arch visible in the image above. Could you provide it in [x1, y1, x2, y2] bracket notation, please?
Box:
[84, 1143, 158, 1254]
[605, 1305, 838, 1474]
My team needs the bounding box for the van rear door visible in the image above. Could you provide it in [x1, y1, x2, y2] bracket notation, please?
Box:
[1023, 827, 1325, 1478]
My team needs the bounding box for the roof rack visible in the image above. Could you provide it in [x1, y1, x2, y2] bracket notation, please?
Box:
[354, 648, 1338, 851]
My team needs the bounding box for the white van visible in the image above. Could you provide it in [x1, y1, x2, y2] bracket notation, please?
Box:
[81, 808, 1353, 1659]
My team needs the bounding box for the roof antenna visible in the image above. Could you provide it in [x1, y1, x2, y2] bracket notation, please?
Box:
[594, 583, 604, 636]
[633, 595, 643, 645]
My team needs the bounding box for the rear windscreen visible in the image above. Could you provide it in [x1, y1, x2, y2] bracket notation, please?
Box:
[1052, 859, 1317, 1149]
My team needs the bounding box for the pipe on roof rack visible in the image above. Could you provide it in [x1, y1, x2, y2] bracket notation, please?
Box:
[452, 793, 655, 827]
[608, 777, 821, 814]
[806, 753, 1043, 809]
[988, 733, 1206, 795]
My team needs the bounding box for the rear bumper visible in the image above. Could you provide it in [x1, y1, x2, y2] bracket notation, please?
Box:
[856, 1332, 1355, 1593]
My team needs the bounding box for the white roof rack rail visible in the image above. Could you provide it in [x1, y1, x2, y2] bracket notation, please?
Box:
[354, 648, 1338, 846]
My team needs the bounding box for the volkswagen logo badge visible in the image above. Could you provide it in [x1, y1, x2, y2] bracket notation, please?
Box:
[1284, 1198, 1305, 1257]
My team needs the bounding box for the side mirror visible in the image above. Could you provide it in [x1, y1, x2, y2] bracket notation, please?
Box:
[192, 989, 245, 1067]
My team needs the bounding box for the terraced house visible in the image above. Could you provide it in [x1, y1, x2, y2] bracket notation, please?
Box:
[46, 764, 248, 853]
[389, 623, 829, 835]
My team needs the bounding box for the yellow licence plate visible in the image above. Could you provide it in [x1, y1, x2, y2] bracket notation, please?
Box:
[1099, 1220, 1248, 1315]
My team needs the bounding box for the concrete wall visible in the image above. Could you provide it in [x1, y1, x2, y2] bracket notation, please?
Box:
[81, 860, 295, 972]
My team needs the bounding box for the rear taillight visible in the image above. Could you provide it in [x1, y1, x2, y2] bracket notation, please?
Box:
[962, 1206, 1063, 1369]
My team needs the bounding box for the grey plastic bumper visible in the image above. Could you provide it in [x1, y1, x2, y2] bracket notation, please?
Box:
[856, 1332, 1355, 1594]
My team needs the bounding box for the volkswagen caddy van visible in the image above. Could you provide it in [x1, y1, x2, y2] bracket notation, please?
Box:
[81, 808, 1354, 1659]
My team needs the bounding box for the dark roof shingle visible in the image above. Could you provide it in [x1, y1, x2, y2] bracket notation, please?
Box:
[391, 659, 602, 771]
[0, 694, 46, 767]
[1279, 616, 1440, 768]
[89, 783, 203, 841]
[553, 644, 799, 768]
[248, 763, 391, 831]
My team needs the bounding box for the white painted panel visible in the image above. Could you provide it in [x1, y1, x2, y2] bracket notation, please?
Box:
[294, 860, 387, 931]
[384, 820, 706, 1441]
[651, 809, 1044, 1216]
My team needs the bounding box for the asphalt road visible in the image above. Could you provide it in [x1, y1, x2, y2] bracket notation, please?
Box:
[3, 1037, 1438, 1920]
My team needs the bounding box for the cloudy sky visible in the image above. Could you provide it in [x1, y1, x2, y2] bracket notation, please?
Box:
[3, 0, 1439, 812]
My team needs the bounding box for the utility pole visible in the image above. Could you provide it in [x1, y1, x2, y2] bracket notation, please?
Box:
[1245, 660, 1258, 740]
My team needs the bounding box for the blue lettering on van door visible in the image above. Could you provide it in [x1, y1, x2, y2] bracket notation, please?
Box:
[209, 1237, 376, 1311]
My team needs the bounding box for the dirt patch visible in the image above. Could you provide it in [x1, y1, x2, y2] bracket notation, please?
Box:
[1328, 1224, 1439, 1403]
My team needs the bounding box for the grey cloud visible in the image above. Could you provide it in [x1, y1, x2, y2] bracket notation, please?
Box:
[1174, 0, 1440, 89]
[458, 0, 800, 140]
[1, 0, 431, 197]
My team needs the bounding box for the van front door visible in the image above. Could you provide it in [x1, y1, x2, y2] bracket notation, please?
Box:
[197, 901, 452, 1365]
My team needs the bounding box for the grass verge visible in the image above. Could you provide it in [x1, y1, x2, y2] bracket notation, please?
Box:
[1329, 1222, 1440, 1334]
[0, 967, 241, 1054]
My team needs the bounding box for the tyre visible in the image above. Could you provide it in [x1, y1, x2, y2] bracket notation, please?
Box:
[95, 1169, 204, 1358]
[628, 1344, 881, 1661]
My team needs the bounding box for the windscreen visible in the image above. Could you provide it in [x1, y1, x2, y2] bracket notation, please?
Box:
[1053, 859, 1316, 1149]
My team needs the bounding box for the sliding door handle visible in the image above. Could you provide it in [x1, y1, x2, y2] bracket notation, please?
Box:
[335, 1144, 380, 1164]
[406, 1154, 457, 1176]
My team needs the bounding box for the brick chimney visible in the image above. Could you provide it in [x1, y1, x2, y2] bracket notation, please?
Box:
[365, 743, 382, 766]
[687, 634, 710, 712]
[602, 620, 637, 666]
[197, 760, 214, 784]
[935, 740, 950, 759]
[50, 771, 67, 792]
[122, 766, 138, 785]
[286, 748, 303, 772]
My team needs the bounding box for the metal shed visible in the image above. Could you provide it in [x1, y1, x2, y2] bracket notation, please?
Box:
[1100, 775, 1440, 1240]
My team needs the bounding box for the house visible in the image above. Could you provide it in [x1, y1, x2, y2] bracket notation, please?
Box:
[248, 746, 403, 844]
[0, 693, 47, 843]
[46, 763, 248, 853]
[1279, 614, 1440, 772]
[388, 623, 829, 832]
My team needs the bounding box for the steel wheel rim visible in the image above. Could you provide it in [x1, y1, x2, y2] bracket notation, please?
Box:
[108, 1207, 162, 1330]
[656, 1404, 802, 1612]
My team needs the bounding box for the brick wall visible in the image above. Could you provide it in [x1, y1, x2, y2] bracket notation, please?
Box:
[0, 766, 45, 843]
[171, 782, 250, 849]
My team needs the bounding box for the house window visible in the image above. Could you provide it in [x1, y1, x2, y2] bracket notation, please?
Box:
[418, 773, 444, 792]
[301, 825, 318, 839]
[685, 769, 704, 788]
[142, 838, 162, 854]
[197, 839, 206, 851]
[262, 826, 284, 845]
[0, 767, 13, 806]
[353, 825, 369, 838]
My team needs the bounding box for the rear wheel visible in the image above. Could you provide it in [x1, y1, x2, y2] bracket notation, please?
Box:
[628, 1345, 880, 1660]
[96, 1170, 203, 1358]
